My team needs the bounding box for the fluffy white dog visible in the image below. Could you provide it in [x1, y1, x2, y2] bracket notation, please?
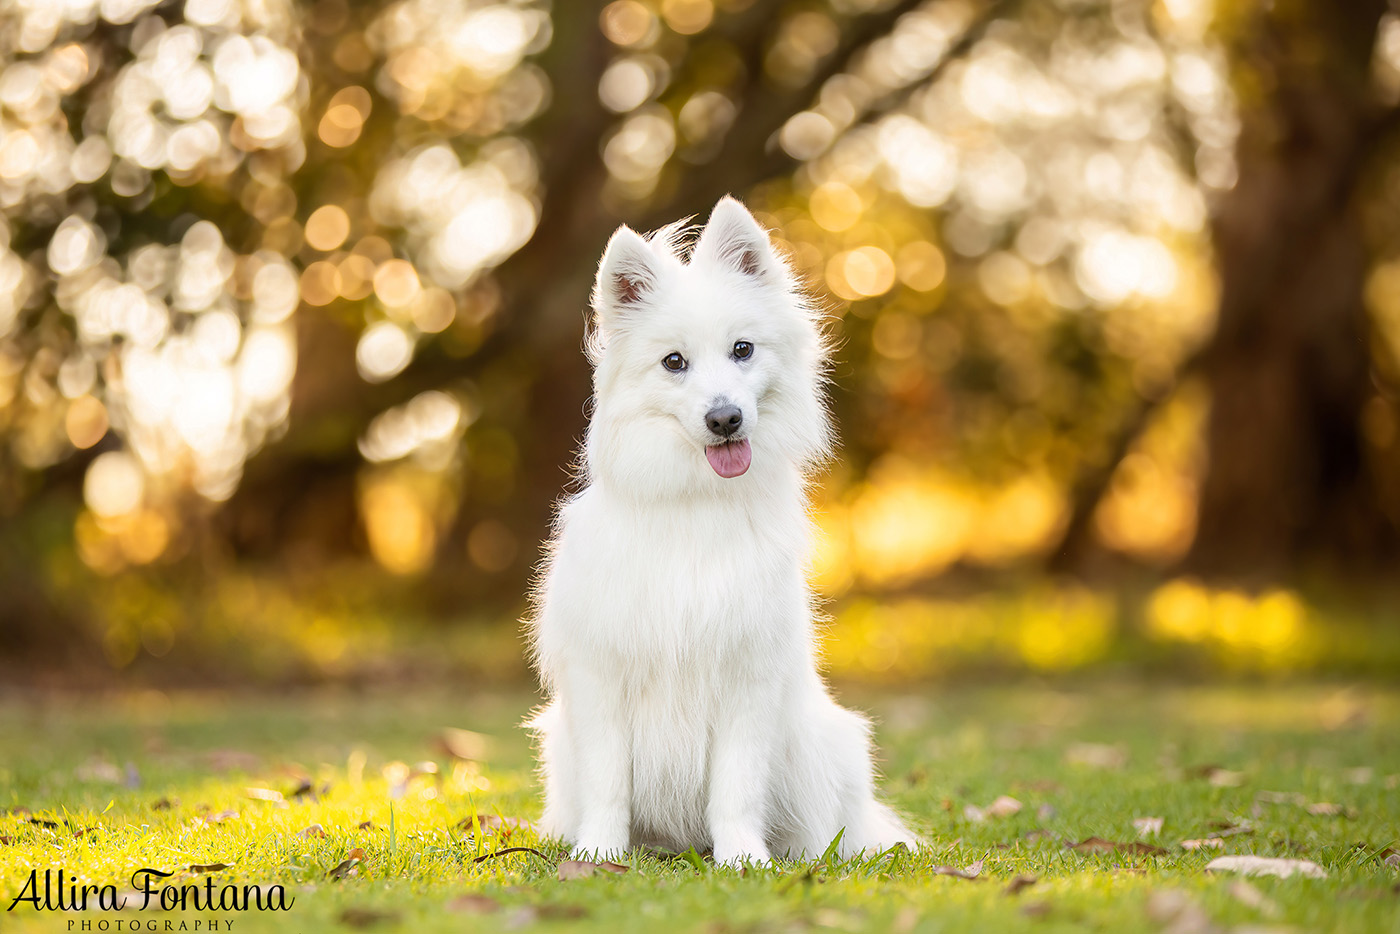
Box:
[528, 196, 915, 865]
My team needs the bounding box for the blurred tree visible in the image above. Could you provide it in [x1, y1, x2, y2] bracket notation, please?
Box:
[1183, 0, 1398, 579]
[4, 0, 1400, 676]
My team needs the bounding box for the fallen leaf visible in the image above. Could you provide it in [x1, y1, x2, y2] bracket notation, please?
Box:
[1256, 790, 1306, 805]
[297, 823, 327, 839]
[439, 728, 493, 761]
[1385, 853, 1399, 869]
[337, 907, 398, 928]
[4, 806, 31, 815]
[1004, 874, 1037, 895]
[245, 787, 285, 803]
[1134, 816, 1164, 838]
[327, 849, 365, 880]
[1208, 769, 1246, 787]
[1016, 779, 1062, 793]
[1146, 889, 1212, 934]
[188, 863, 231, 873]
[447, 894, 500, 913]
[1206, 822, 1253, 839]
[1180, 838, 1223, 851]
[206, 749, 261, 773]
[1065, 743, 1127, 770]
[75, 759, 122, 783]
[986, 796, 1023, 818]
[455, 814, 531, 836]
[1205, 855, 1327, 879]
[932, 860, 985, 880]
[1305, 802, 1344, 816]
[0, 836, 12, 845]
[1227, 879, 1279, 916]
[203, 810, 238, 825]
[1021, 901, 1052, 918]
[557, 860, 629, 880]
[151, 798, 174, 811]
[1036, 803, 1056, 821]
[505, 904, 588, 926]
[358, 820, 375, 831]
[1068, 837, 1167, 856]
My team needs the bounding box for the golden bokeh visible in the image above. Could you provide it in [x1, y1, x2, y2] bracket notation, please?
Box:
[305, 204, 351, 252]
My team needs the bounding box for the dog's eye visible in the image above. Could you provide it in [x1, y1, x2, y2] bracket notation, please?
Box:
[662, 352, 687, 372]
[732, 341, 754, 360]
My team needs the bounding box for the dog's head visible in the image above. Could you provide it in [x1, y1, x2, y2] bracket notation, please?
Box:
[583, 196, 831, 496]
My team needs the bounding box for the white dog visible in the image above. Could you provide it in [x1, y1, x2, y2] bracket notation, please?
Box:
[527, 196, 915, 865]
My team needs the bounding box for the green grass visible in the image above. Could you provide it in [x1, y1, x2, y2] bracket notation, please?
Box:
[1, 683, 1398, 932]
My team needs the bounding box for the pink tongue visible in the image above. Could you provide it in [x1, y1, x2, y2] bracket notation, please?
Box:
[705, 439, 752, 478]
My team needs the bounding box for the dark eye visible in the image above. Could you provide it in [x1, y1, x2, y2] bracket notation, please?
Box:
[662, 352, 687, 372]
[732, 341, 754, 360]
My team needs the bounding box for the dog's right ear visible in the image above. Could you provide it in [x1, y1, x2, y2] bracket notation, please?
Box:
[593, 225, 660, 319]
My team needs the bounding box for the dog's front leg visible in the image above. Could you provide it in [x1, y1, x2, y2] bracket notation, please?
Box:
[563, 666, 632, 859]
[707, 687, 777, 867]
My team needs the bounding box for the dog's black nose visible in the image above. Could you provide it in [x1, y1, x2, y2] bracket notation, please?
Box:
[705, 405, 743, 438]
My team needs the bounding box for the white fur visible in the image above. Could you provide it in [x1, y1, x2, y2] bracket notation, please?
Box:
[527, 196, 915, 865]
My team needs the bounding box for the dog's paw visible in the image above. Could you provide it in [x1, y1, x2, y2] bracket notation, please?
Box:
[714, 847, 772, 868]
[713, 832, 772, 868]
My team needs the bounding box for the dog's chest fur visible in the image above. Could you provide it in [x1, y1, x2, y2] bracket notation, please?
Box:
[539, 479, 811, 846]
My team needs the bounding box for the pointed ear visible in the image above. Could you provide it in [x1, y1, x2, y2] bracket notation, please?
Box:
[692, 196, 781, 284]
[593, 225, 661, 318]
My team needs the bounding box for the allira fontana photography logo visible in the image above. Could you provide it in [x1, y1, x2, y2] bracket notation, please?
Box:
[8, 867, 293, 924]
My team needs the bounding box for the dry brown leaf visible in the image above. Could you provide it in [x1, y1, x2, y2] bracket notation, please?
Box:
[188, 863, 231, 873]
[1205, 855, 1327, 879]
[338, 907, 398, 928]
[932, 859, 985, 880]
[986, 796, 1023, 818]
[298, 823, 327, 839]
[246, 787, 285, 803]
[557, 859, 629, 880]
[0, 836, 12, 845]
[327, 849, 365, 880]
[1004, 874, 1037, 896]
[1305, 802, 1344, 816]
[151, 798, 174, 811]
[357, 820, 375, 831]
[204, 809, 238, 824]
[447, 894, 500, 913]
[1385, 853, 1399, 869]
[1065, 743, 1127, 769]
[1068, 836, 1168, 856]
[439, 728, 493, 761]
[1227, 879, 1279, 916]
[1134, 816, 1164, 838]
[1146, 890, 1213, 934]
[206, 749, 261, 773]
[1180, 838, 1223, 851]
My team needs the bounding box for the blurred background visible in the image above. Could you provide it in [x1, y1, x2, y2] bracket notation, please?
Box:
[2, 0, 1399, 689]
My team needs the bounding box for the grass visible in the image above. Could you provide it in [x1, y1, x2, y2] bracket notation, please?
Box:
[1, 682, 1398, 933]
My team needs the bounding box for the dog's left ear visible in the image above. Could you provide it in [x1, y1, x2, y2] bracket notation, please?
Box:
[693, 196, 782, 285]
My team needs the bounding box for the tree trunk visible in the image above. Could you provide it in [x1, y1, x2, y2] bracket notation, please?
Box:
[1184, 1, 1398, 580]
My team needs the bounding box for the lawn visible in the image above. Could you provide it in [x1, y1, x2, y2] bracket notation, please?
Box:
[1, 682, 1397, 933]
